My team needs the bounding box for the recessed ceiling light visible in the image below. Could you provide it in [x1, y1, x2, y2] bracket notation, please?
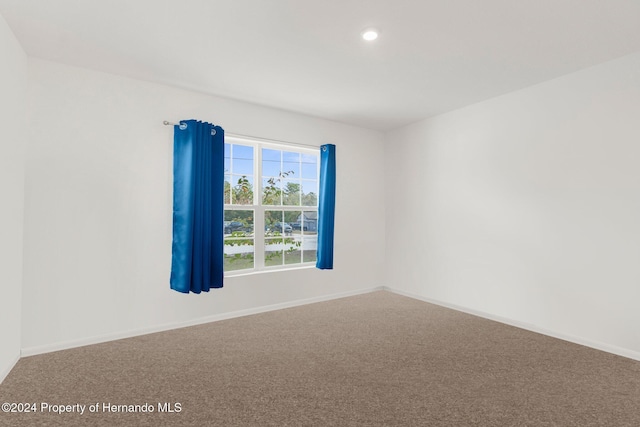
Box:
[361, 28, 379, 41]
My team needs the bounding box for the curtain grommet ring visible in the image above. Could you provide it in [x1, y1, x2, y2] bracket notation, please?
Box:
[179, 122, 188, 130]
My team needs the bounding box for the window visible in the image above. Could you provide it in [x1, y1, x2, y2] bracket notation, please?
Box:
[224, 136, 319, 274]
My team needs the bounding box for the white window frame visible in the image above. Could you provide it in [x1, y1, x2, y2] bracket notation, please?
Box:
[224, 135, 320, 276]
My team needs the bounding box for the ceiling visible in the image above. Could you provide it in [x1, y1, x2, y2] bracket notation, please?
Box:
[1, 0, 640, 131]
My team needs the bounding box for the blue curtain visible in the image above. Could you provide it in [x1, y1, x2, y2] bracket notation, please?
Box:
[316, 144, 336, 269]
[170, 120, 225, 293]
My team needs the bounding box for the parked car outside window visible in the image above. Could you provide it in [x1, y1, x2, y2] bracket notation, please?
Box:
[271, 222, 293, 235]
[224, 221, 245, 234]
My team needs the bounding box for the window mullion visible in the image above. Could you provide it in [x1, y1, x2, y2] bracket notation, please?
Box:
[229, 144, 234, 205]
[254, 145, 265, 270]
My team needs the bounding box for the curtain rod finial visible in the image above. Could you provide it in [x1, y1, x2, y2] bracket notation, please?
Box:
[163, 120, 187, 130]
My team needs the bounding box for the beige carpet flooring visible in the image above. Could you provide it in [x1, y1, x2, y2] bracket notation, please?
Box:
[1, 290, 640, 426]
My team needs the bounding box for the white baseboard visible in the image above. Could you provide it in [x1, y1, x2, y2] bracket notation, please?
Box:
[21, 286, 384, 357]
[0, 354, 20, 385]
[384, 286, 640, 362]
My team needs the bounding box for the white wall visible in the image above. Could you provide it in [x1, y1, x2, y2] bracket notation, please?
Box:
[0, 13, 27, 381]
[22, 58, 385, 352]
[386, 52, 640, 358]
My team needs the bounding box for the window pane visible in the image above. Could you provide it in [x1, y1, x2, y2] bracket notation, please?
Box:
[224, 210, 254, 271]
[284, 245, 301, 264]
[262, 148, 281, 177]
[283, 163, 299, 178]
[284, 225, 302, 265]
[264, 211, 284, 266]
[224, 175, 231, 204]
[283, 151, 300, 177]
[224, 250, 254, 271]
[233, 158, 253, 175]
[301, 154, 317, 179]
[233, 144, 253, 160]
[284, 211, 300, 225]
[284, 211, 303, 264]
[262, 148, 280, 162]
[301, 180, 318, 206]
[230, 145, 253, 175]
[302, 209, 317, 262]
[262, 161, 282, 178]
[262, 177, 282, 205]
[302, 236, 317, 263]
[231, 175, 254, 205]
[301, 210, 318, 233]
[283, 180, 301, 206]
[265, 210, 289, 235]
[265, 237, 283, 267]
[283, 151, 300, 163]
